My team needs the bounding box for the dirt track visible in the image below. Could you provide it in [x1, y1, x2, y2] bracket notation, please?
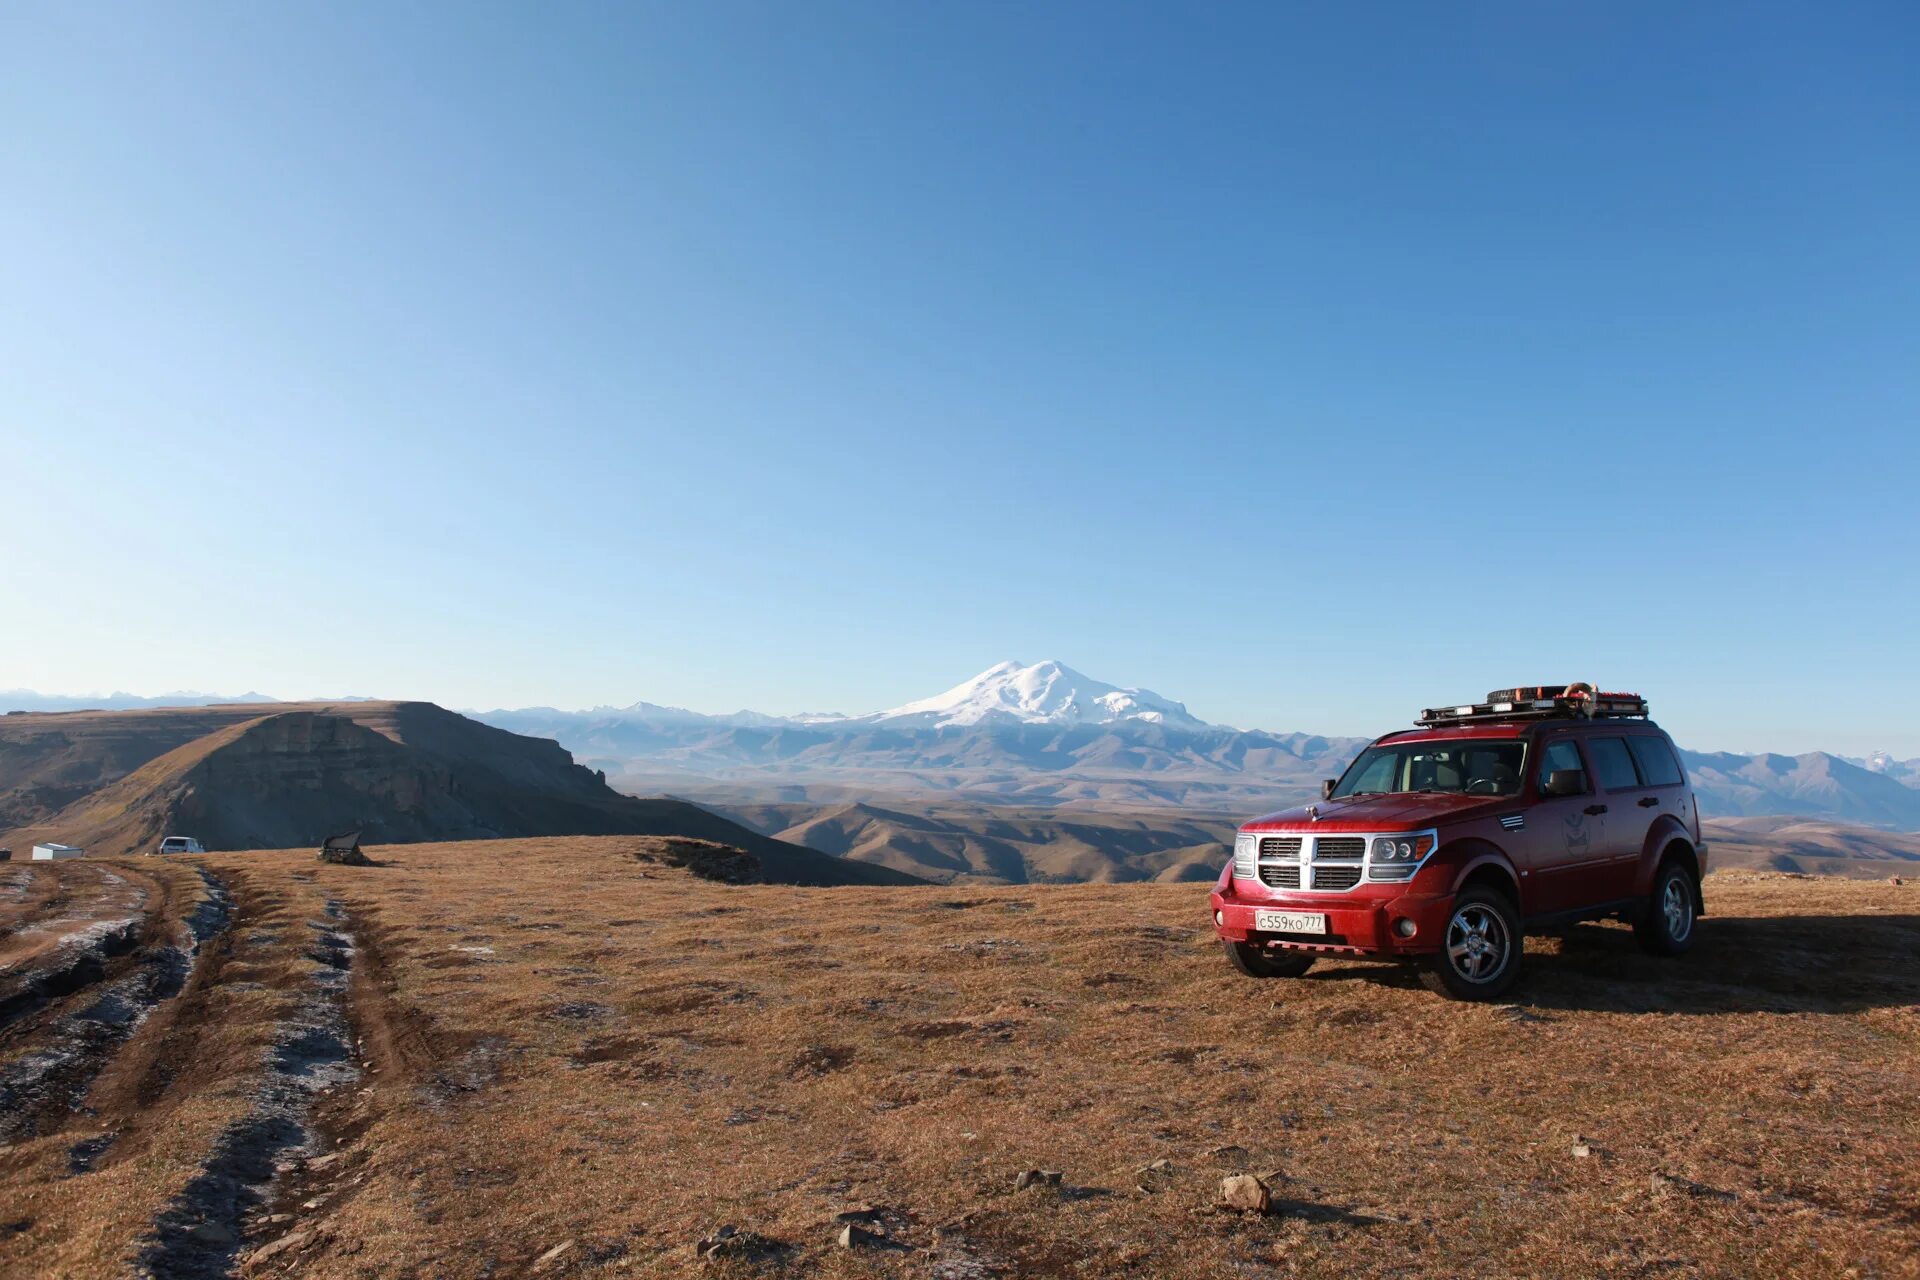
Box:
[1, 840, 1917, 1278]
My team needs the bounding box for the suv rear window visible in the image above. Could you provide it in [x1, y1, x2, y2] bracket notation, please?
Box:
[1627, 735, 1684, 786]
[1587, 737, 1642, 791]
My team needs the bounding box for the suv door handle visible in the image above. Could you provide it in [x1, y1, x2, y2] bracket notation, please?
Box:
[1638, 797, 1660, 808]
[1584, 804, 1608, 816]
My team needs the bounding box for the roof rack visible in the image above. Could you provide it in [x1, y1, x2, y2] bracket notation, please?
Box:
[1417, 683, 1648, 728]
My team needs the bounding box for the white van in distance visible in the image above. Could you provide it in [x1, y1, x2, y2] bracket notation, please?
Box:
[156, 836, 205, 855]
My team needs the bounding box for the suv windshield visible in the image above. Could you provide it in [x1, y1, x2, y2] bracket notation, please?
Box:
[1332, 740, 1526, 798]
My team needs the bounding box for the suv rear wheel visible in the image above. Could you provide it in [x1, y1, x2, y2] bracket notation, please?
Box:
[1222, 940, 1315, 979]
[1420, 886, 1522, 1001]
[1634, 859, 1697, 956]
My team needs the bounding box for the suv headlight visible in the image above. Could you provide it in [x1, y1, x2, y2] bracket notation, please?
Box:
[1232, 832, 1258, 878]
[1370, 834, 1436, 864]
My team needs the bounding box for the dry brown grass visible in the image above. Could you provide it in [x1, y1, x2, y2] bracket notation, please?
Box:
[2, 838, 1917, 1278]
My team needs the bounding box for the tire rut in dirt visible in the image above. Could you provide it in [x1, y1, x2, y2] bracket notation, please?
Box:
[0, 867, 231, 1147]
[0, 863, 149, 1032]
[138, 899, 361, 1279]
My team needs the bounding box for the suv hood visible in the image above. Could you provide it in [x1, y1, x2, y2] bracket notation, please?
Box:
[1242, 791, 1506, 832]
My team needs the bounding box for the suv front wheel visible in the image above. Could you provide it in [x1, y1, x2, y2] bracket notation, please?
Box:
[1222, 940, 1316, 979]
[1421, 886, 1522, 1001]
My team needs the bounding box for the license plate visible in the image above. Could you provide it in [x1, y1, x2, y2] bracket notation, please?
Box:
[1254, 910, 1326, 935]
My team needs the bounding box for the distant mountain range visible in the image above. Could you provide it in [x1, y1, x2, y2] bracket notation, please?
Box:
[13, 663, 1920, 830]
[0, 689, 282, 713]
[473, 661, 1920, 831]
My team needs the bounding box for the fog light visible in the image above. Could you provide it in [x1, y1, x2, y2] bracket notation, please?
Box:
[1393, 917, 1417, 939]
[1214, 910, 1224, 926]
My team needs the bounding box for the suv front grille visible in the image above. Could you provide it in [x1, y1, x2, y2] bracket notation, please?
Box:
[1236, 829, 1435, 895]
[1258, 864, 1301, 889]
[1310, 865, 1362, 891]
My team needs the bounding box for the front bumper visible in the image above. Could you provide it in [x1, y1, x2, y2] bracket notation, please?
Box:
[1209, 879, 1455, 957]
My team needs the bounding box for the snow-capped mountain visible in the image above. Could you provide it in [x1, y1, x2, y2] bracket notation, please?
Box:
[863, 660, 1214, 731]
[1851, 751, 1920, 787]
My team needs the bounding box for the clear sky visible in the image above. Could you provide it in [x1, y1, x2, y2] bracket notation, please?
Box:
[4, 3, 1917, 756]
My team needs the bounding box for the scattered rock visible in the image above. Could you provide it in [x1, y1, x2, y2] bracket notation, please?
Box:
[533, 1239, 576, 1271]
[789, 1044, 853, 1077]
[1649, 1171, 1737, 1201]
[931, 1250, 1000, 1280]
[306, 1151, 344, 1170]
[187, 1221, 236, 1246]
[1494, 1005, 1550, 1024]
[547, 1001, 611, 1022]
[1136, 1158, 1177, 1193]
[836, 1223, 906, 1250]
[246, 1230, 314, 1265]
[1013, 1169, 1064, 1191]
[695, 1224, 781, 1261]
[1219, 1174, 1272, 1213]
[317, 844, 373, 867]
[1571, 1139, 1593, 1159]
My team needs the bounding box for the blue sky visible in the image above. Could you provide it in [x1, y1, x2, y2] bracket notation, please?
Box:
[3, 3, 1917, 755]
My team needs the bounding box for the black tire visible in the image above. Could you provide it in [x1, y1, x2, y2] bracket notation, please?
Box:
[1634, 858, 1698, 956]
[1222, 940, 1316, 979]
[1420, 886, 1523, 1001]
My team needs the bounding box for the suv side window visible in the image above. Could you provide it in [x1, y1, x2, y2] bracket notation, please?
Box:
[1627, 735, 1685, 787]
[1537, 739, 1587, 794]
[1587, 737, 1643, 791]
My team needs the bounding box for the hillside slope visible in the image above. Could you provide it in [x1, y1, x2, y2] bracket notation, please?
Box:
[2, 845, 1913, 1278]
[708, 796, 1920, 886]
[0, 702, 918, 887]
[1704, 816, 1920, 878]
[719, 797, 1239, 884]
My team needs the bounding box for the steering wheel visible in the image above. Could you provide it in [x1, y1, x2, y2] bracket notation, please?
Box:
[1465, 778, 1503, 795]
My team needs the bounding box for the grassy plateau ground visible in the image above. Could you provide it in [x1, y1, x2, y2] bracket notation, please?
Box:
[1, 838, 1916, 1278]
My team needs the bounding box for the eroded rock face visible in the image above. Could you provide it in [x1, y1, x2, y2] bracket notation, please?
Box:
[3, 701, 917, 885]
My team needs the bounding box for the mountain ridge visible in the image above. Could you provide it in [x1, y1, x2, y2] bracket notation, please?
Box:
[0, 701, 921, 886]
[474, 662, 1920, 831]
[14, 664, 1920, 830]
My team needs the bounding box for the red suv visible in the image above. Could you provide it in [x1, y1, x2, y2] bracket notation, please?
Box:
[1209, 685, 1706, 1000]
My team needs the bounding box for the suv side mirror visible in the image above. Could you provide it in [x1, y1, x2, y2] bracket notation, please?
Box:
[1544, 768, 1587, 798]
[1321, 779, 1336, 799]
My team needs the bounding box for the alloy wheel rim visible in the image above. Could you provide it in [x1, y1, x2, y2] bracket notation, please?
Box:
[1663, 877, 1692, 941]
[1445, 903, 1509, 983]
